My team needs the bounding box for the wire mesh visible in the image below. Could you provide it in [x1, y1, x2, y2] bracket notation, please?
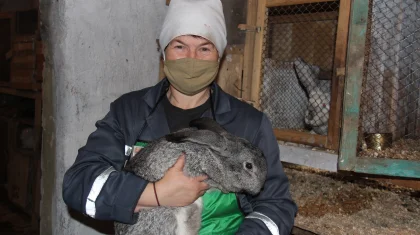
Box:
[260, 1, 340, 136]
[359, 0, 420, 155]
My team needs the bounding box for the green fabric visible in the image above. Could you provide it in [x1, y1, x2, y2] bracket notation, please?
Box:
[135, 142, 148, 147]
[199, 190, 244, 235]
[134, 141, 243, 234]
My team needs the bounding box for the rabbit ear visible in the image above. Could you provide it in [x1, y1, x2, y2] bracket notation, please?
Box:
[189, 117, 227, 135]
[165, 129, 225, 150]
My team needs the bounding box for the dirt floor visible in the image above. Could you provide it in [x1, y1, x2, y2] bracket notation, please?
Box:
[1, 169, 419, 235]
[286, 166, 420, 235]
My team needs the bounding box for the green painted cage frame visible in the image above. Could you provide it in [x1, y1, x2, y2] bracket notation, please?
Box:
[339, 0, 420, 179]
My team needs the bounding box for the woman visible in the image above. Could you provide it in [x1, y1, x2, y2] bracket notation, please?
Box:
[62, 0, 297, 234]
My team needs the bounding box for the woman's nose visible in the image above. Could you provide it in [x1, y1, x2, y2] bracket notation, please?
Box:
[186, 49, 196, 59]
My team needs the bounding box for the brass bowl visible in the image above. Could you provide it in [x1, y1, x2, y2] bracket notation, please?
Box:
[364, 133, 393, 151]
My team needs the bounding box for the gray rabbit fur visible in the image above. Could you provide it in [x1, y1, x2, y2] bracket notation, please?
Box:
[114, 117, 267, 235]
[294, 58, 331, 135]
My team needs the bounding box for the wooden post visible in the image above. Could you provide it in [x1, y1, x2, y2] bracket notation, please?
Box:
[326, 0, 352, 150]
[249, 0, 267, 109]
[241, 0, 259, 102]
[339, 0, 370, 171]
[31, 93, 42, 228]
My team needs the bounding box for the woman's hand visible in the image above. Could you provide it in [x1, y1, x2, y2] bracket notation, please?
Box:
[155, 153, 209, 206]
[135, 153, 208, 212]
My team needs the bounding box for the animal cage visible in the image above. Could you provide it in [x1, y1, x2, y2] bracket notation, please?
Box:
[340, 0, 420, 178]
[243, 0, 351, 151]
[241, 0, 419, 178]
[358, 0, 419, 156]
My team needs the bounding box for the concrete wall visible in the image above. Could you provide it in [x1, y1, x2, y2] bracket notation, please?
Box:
[39, 1, 167, 234]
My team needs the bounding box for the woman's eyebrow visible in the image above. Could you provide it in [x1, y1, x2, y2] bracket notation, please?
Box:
[171, 39, 186, 45]
[170, 39, 214, 48]
[199, 42, 214, 47]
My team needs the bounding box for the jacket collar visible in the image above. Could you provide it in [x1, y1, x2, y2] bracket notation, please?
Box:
[142, 78, 232, 140]
[143, 78, 231, 115]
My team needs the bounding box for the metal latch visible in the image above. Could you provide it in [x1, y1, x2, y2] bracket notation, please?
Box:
[238, 24, 261, 32]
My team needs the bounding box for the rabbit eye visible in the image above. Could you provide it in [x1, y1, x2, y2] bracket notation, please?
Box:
[245, 162, 253, 170]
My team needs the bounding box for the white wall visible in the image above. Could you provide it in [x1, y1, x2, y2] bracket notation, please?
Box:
[39, 1, 167, 234]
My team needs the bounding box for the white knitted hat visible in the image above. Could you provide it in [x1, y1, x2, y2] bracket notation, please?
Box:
[159, 0, 227, 58]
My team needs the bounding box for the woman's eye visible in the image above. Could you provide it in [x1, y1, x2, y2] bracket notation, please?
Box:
[175, 45, 183, 49]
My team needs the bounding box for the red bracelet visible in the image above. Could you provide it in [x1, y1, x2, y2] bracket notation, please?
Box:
[153, 182, 160, 206]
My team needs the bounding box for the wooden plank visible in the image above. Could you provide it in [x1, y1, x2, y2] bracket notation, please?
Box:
[242, 0, 259, 101]
[36, 54, 44, 63]
[35, 41, 43, 54]
[11, 62, 36, 69]
[11, 69, 34, 78]
[13, 42, 34, 51]
[372, 177, 420, 191]
[355, 158, 420, 179]
[338, 0, 370, 171]
[269, 11, 338, 24]
[10, 70, 35, 85]
[326, 0, 352, 150]
[250, 0, 267, 109]
[12, 55, 36, 64]
[216, 45, 244, 98]
[14, 34, 36, 42]
[9, 82, 41, 91]
[0, 13, 14, 19]
[35, 66, 43, 82]
[31, 95, 42, 224]
[274, 129, 328, 147]
[13, 50, 35, 57]
[266, 0, 337, 7]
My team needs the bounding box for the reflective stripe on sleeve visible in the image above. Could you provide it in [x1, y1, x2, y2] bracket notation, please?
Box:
[85, 166, 116, 218]
[246, 211, 280, 235]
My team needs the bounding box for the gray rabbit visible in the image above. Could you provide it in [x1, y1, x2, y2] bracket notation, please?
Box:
[114, 117, 267, 235]
[294, 58, 331, 135]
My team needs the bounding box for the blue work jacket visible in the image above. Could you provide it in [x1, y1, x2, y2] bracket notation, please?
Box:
[62, 78, 297, 235]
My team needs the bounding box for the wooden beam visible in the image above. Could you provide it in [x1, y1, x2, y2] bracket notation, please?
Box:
[241, 0, 259, 101]
[355, 158, 420, 179]
[274, 129, 328, 148]
[339, 0, 369, 171]
[250, 0, 267, 109]
[326, 0, 352, 150]
[217, 45, 244, 98]
[0, 13, 14, 19]
[0, 86, 38, 99]
[31, 94, 42, 227]
[266, 0, 337, 7]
